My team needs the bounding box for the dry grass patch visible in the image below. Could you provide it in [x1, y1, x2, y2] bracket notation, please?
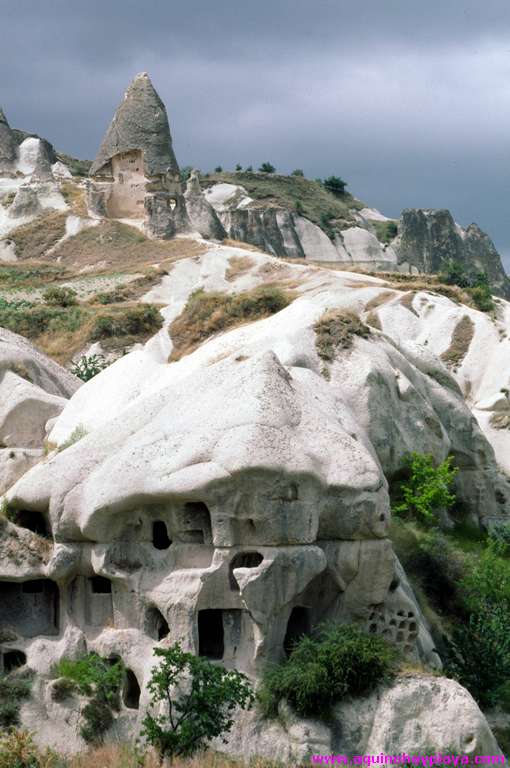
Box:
[51, 221, 206, 270]
[384, 277, 472, 307]
[3, 211, 67, 260]
[225, 255, 255, 281]
[399, 291, 419, 316]
[222, 238, 266, 253]
[365, 290, 395, 311]
[314, 309, 371, 362]
[169, 285, 293, 361]
[366, 310, 382, 330]
[440, 315, 475, 370]
[60, 181, 88, 217]
[66, 744, 282, 768]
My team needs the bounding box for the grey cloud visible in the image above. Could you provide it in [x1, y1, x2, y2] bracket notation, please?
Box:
[1, 0, 509, 264]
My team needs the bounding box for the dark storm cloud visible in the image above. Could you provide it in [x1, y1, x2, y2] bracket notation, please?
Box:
[2, 0, 510, 264]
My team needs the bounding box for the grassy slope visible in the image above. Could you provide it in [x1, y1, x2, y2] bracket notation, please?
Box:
[201, 171, 365, 229]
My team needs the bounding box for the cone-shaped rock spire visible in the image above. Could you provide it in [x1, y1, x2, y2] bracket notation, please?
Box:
[0, 107, 17, 171]
[90, 73, 180, 178]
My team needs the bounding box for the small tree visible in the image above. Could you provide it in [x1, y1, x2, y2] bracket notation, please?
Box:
[235, 163, 242, 171]
[258, 162, 276, 174]
[71, 353, 108, 382]
[393, 452, 458, 524]
[142, 644, 254, 761]
[43, 286, 78, 307]
[291, 169, 304, 177]
[323, 176, 347, 196]
[214, 166, 223, 173]
[246, 165, 253, 172]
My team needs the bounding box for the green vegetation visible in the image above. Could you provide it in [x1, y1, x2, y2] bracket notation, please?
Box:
[258, 162, 276, 174]
[202, 170, 362, 231]
[55, 152, 92, 177]
[291, 169, 304, 177]
[314, 309, 371, 363]
[169, 285, 292, 360]
[0, 303, 84, 339]
[57, 424, 88, 452]
[439, 260, 495, 312]
[372, 220, 398, 244]
[43, 286, 78, 307]
[0, 669, 33, 728]
[323, 175, 347, 196]
[0, 729, 62, 768]
[259, 624, 396, 719]
[53, 653, 124, 745]
[71, 354, 108, 382]
[392, 453, 458, 524]
[142, 644, 254, 761]
[90, 305, 162, 341]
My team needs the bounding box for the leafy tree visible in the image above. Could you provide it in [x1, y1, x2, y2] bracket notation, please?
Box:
[259, 624, 396, 719]
[54, 653, 123, 744]
[393, 452, 458, 524]
[142, 644, 254, 760]
[258, 162, 276, 174]
[214, 166, 223, 173]
[323, 175, 347, 196]
[246, 165, 253, 172]
[291, 169, 304, 177]
[295, 199, 304, 215]
[180, 166, 193, 183]
[235, 163, 242, 171]
[440, 259, 470, 288]
[71, 353, 108, 382]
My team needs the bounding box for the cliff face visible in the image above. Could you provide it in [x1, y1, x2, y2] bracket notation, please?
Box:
[395, 208, 510, 297]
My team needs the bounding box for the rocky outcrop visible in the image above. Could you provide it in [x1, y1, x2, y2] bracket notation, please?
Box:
[88, 73, 188, 238]
[0, 108, 17, 173]
[184, 170, 226, 240]
[395, 208, 510, 297]
[0, 328, 80, 493]
[89, 73, 179, 179]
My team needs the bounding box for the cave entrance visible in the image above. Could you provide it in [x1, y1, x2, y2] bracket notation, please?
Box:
[284, 606, 311, 658]
[0, 579, 59, 637]
[145, 606, 170, 641]
[90, 576, 112, 594]
[152, 521, 171, 550]
[181, 502, 212, 544]
[198, 609, 224, 660]
[12, 510, 49, 537]
[3, 650, 26, 673]
[229, 552, 264, 590]
[123, 668, 141, 709]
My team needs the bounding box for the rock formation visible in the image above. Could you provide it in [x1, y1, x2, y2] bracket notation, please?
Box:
[88, 73, 190, 237]
[184, 169, 226, 240]
[0, 108, 17, 173]
[395, 208, 510, 297]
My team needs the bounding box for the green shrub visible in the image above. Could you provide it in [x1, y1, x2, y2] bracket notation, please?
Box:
[489, 521, 510, 552]
[392, 453, 458, 524]
[258, 162, 276, 174]
[214, 166, 223, 173]
[259, 624, 396, 719]
[468, 284, 495, 312]
[43, 286, 78, 308]
[0, 670, 33, 728]
[0, 304, 84, 339]
[0, 729, 61, 768]
[142, 644, 254, 760]
[53, 653, 123, 744]
[323, 176, 347, 196]
[235, 163, 243, 171]
[314, 309, 371, 362]
[71, 354, 108, 382]
[291, 169, 304, 177]
[90, 305, 162, 341]
[445, 603, 510, 707]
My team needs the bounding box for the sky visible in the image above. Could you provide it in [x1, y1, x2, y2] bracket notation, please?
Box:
[2, 0, 510, 266]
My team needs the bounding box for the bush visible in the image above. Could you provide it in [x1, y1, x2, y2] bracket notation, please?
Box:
[214, 166, 223, 173]
[90, 306, 162, 341]
[468, 284, 495, 312]
[259, 624, 396, 719]
[323, 176, 347, 196]
[142, 644, 254, 760]
[169, 285, 291, 359]
[392, 453, 458, 524]
[291, 169, 304, 177]
[258, 162, 276, 174]
[0, 670, 33, 728]
[314, 309, 371, 362]
[43, 286, 78, 308]
[445, 603, 510, 708]
[54, 653, 123, 745]
[0, 729, 61, 768]
[235, 163, 242, 171]
[71, 354, 108, 382]
[489, 521, 510, 551]
[0, 305, 84, 339]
